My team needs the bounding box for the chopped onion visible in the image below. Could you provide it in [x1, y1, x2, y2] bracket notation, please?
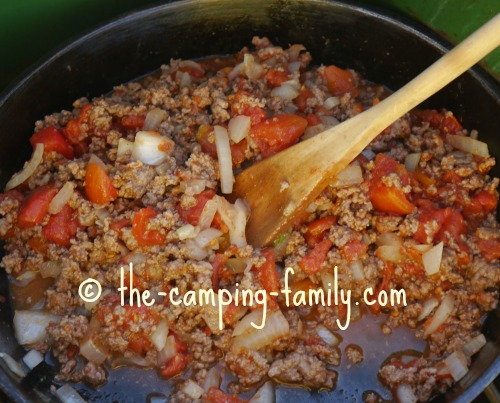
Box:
[320, 115, 340, 127]
[376, 245, 404, 263]
[40, 261, 62, 279]
[250, 381, 275, 403]
[404, 153, 421, 173]
[203, 366, 222, 391]
[157, 335, 177, 365]
[228, 62, 244, 80]
[320, 270, 335, 293]
[179, 60, 204, 73]
[179, 72, 191, 88]
[5, 143, 44, 191]
[112, 353, 153, 369]
[214, 125, 234, 194]
[23, 349, 44, 370]
[0, 352, 27, 378]
[183, 179, 206, 195]
[132, 131, 174, 166]
[376, 233, 403, 247]
[80, 336, 108, 365]
[198, 199, 218, 230]
[89, 154, 108, 171]
[271, 83, 299, 100]
[288, 61, 301, 73]
[176, 224, 198, 240]
[202, 298, 227, 334]
[150, 319, 169, 351]
[144, 108, 168, 131]
[396, 384, 417, 403]
[324, 96, 341, 110]
[424, 294, 454, 337]
[228, 115, 251, 143]
[232, 308, 265, 337]
[417, 297, 439, 321]
[463, 334, 486, 357]
[349, 260, 365, 281]
[185, 239, 209, 260]
[181, 379, 204, 400]
[231, 310, 289, 353]
[316, 325, 341, 346]
[55, 384, 87, 403]
[117, 138, 134, 156]
[444, 350, 469, 381]
[411, 244, 432, 253]
[14, 310, 60, 345]
[195, 228, 223, 248]
[303, 123, 326, 140]
[447, 134, 489, 157]
[422, 241, 443, 275]
[283, 78, 301, 90]
[48, 182, 75, 214]
[214, 196, 248, 247]
[286, 44, 306, 61]
[123, 252, 147, 266]
[243, 53, 264, 80]
[331, 164, 363, 187]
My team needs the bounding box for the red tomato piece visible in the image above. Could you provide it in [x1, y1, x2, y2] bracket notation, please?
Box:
[159, 353, 190, 378]
[250, 114, 307, 158]
[324, 65, 359, 97]
[30, 126, 74, 160]
[299, 238, 332, 275]
[306, 113, 322, 126]
[132, 207, 166, 247]
[27, 237, 48, 254]
[206, 387, 245, 403]
[412, 109, 462, 135]
[476, 238, 500, 261]
[341, 239, 368, 263]
[18, 186, 58, 228]
[85, 162, 118, 205]
[42, 205, 80, 247]
[178, 189, 216, 226]
[196, 125, 248, 166]
[121, 115, 146, 129]
[464, 190, 498, 217]
[128, 333, 153, 356]
[294, 87, 314, 112]
[368, 264, 394, 315]
[264, 69, 289, 87]
[230, 91, 267, 126]
[211, 253, 227, 291]
[254, 248, 280, 294]
[304, 216, 337, 247]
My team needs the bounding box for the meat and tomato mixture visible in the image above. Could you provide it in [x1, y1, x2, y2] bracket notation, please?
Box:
[1, 37, 499, 402]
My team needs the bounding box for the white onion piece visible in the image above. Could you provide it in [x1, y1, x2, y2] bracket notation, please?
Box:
[185, 239, 208, 261]
[463, 334, 486, 357]
[214, 125, 234, 194]
[48, 182, 75, 214]
[288, 61, 301, 73]
[231, 310, 289, 353]
[376, 233, 403, 247]
[198, 199, 218, 230]
[157, 335, 177, 366]
[179, 60, 204, 73]
[80, 337, 108, 365]
[150, 319, 169, 351]
[89, 154, 108, 171]
[180, 72, 191, 88]
[422, 242, 443, 276]
[202, 298, 227, 334]
[176, 224, 198, 240]
[331, 164, 363, 187]
[320, 270, 335, 293]
[349, 260, 365, 281]
[181, 379, 204, 400]
[203, 366, 222, 391]
[249, 381, 275, 403]
[396, 384, 417, 403]
[411, 244, 432, 253]
[228, 62, 244, 80]
[444, 350, 469, 381]
[243, 53, 264, 80]
[417, 296, 439, 321]
[40, 261, 62, 279]
[143, 108, 167, 131]
[95, 207, 111, 227]
[117, 138, 134, 156]
[55, 384, 87, 403]
[5, 143, 44, 191]
[195, 228, 223, 248]
[228, 115, 251, 144]
[376, 245, 404, 263]
[14, 310, 60, 345]
[132, 131, 174, 166]
[320, 115, 340, 127]
[184, 179, 206, 195]
[23, 349, 44, 370]
[303, 123, 326, 140]
[0, 352, 26, 378]
[214, 195, 248, 247]
[286, 44, 306, 61]
[317, 325, 341, 346]
[447, 134, 489, 157]
[282, 79, 301, 91]
[404, 153, 421, 173]
[324, 96, 341, 110]
[232, 308, 265, 337]
[424, 294, 454, 337]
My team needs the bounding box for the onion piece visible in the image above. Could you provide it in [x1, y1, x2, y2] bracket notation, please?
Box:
[463, 334, 486, 357]
[181, 379, 204, 400]
[150, 319, 169, 351]
[40, 261, 62, 279]
[303, 123, 326, 140]
[23, 349, 44, 370]
[198, 199, 218, 230]
[132, 131, 174, 166]
[231, 310, 289, 353]
[202, 297, 228, 334]
[0, 352, 27, 378]
[320, 270, 335, 293]
[203, 366, 222, 391]
[157, 335, 177, 366]
[424, 294, 455, 337]
[117, 138, 134, 156]
[249, 381, 275, 403]
[228, 115, 251, 143]
[183, 179, 206, 195]
[80, 337, 108, 365]
[271, 83, 299, 100]
[396, 384, 417, 403]
[331, 164, 363, 187]
[232, 308, 265, 337]
[214, 125, 234, 194]
[376, 245, 404, 263]
[143, 108, 168, 131]
[214, 196, 248, 247]
[417, 297, 439, 321]
[422, 242, 443, 275]
[349, 260, 365, 281]
[411, 244, 432, 253]
[185, 239, 209, 261]
[404, 153, 421, 173]
[176, 224, 198, 240]
[48, 182, 75, 214]
[324, 96, 341, 110]
[376, 233, 403, 247]
[14, 310, 60, 345]
[316, 325, 341, 346]
[288, 61, 301, 73]
[55, 384, 86, 403]
[444, 350, 469, 381]
[179, 72, 191, 88]
[243, 53, 264, 80]
[195, 228, 223, 248]
[447, 134, 489, 157]
[5, 143, 44, 191]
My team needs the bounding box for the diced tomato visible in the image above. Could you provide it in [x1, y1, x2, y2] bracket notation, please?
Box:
[206, 387, 245, 403]
[250, 114, 307, 158]
[341, 239, 368, 263]
[196, 125, 248, 166]
[223, 301, 241, 325]
[18, 186, 58, 228]
[476, 238, 500, 262]
[27, 237, 48, 254]
[85, 161, 118, 205]
[110, 218, 131, 233]
[230, 90, 267, 126]
[211, 253, 227, 291]
[306, 113, 321, 126]
[412, 109, 462, 135]
[324, 65, 359, 97]
[463, 190, 498, 217]
[159, 353, 190, 378]
[254, 248, 280, 294]
[178, 189, 216, 226]
[295, 87, 314, 112]
[414, 206, 446, 244]
[132, 207, 166, 247]
[435, 209, 466, 243]
[30, 126, 74, 159]
[304, 216, 337, 247]
[121, 115, 145, 129]
[62, 104, 93, 149]
[229, 138, 248, 166]
[42, 205, 80, 247]
[128, 333, 153, 356]
[368, 264, 394, 315]
[299, 238, 332, 275]
[265, 69, 289, 87]
[352, 102, 363, 115]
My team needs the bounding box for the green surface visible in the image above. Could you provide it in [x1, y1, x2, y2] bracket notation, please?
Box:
[0, 0, 499, 92]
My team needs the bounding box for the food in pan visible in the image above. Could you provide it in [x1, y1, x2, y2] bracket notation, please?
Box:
[0, 37, 498, 402]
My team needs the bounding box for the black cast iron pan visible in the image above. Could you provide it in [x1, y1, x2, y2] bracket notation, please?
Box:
[0, 0, 499, 401]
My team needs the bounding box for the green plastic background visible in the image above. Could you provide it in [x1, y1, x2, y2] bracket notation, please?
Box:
[0, 0, 499, 93]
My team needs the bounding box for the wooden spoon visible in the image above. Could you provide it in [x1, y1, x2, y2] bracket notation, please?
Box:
[233, 13, 500, 248]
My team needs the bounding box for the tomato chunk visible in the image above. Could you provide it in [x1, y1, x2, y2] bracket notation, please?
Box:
[324, 65, 359, 97]
[264, 69, 289, 87]
[159, 353, 189, 378]
[412, 109, 462, 135]
[178, 189, 216, 226]
[18, 186, 58, 228]
[85, 161, 118, 205]
[30, 126, 74, 160]
[299, 238, 332, 275]
[254, 248, 280, 293]
[250, 114, 307, 158]
[304, 216, 337, 247]
[132, 207, 166, 247]
[341, 239, 368, 263]
[476, 238, 500, 262]
[42, 205, 80, 247]
[230, 90, 267, 126]
[196, 125, 248, 166]
[121, 115, 145, 129]
[206, 387, 245, 403]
